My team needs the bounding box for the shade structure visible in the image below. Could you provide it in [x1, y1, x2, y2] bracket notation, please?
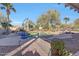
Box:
[65, 3, 79, 13]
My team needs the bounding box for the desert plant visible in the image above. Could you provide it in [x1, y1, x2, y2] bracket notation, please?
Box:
[51, 40, 70, 56]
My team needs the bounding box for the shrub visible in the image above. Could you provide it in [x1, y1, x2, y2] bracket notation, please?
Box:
[51, 40, 70, 56]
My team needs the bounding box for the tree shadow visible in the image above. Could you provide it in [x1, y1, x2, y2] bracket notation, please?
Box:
[40, 31, 79, 54]
[22, 50, 40, 56]
[40, 31, 76, 43]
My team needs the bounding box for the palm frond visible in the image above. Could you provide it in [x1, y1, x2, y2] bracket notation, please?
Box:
[0, 6, 5, 9]
[1, 3, 11, 6]
[11, 7, 16, 12]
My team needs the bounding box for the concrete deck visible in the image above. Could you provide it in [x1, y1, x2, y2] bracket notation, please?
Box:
[21, 38, 50, 56]
[5, 38, 50, 56]
[4, 32, 79, 56]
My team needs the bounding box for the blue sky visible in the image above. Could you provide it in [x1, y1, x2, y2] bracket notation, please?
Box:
[1, 3, 79, 25]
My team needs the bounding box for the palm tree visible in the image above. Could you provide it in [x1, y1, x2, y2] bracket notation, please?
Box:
[0, 3, 16, 33]
[64, 16, 70, 31]
[0, 3, 16, 21]
[64, 16, 69, 25]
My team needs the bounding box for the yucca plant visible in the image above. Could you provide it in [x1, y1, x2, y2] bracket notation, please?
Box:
[51, 40, 70, 56]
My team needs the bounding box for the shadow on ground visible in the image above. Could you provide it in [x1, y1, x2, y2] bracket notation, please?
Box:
[22, 50, 40, 56]
[40, 31, 79, 54]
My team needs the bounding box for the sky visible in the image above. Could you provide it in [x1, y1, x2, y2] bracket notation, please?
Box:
[1, 3, 79, 25]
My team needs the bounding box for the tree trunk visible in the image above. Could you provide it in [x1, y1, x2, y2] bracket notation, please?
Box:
[27, 22, 29, 31]
[6, 13, 9, 34]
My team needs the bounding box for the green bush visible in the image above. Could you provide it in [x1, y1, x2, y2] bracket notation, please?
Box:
[51, 40, 70, 56]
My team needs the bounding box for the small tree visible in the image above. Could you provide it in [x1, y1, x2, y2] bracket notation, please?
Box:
[36, 9, 61, 31]
[22, 18, 34, 31]
[74, 18, 79, 29]
[0, 16, 11, 30]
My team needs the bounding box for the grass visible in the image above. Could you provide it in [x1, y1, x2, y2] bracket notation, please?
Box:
[29, 32, 38, 36]
[28, 31, 52, 37]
